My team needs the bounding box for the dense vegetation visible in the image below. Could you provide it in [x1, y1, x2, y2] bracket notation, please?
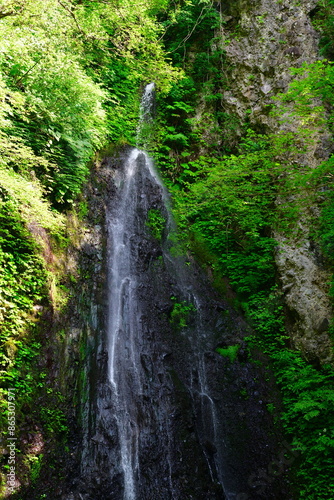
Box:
[0, 0, 333, 498]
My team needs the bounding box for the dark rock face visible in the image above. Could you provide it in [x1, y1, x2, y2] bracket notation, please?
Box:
[61, 150, 292, 500]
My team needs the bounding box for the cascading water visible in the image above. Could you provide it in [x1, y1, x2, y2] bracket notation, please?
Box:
[76, 84, 292, 500]
[107, 85, 166, 499]
[105, 84, 226, 499]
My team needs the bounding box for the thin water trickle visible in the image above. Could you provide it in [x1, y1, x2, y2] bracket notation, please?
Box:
[136, 82, 155, 149]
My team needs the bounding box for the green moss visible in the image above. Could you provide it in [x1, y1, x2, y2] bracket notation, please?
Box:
[216, 345, 240, 363]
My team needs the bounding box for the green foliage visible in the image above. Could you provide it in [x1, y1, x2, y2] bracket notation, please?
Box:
[170, 296, 195, 330]
[170, 137, 277, 297]
[152, 0, 229, 177]
[0, 170, 64, 417]
[77, 200, 89, 220]
[0, 0, 181, 205]
[271, 350, 334, 498]
[243, 287, 288, 352]
[0, 2, 108, 204]
[216, 344, 240, 363]
[0, 195, 52, 456]
[0, 204, 48, 368]
[162, 0, 221, 68]
[311, 0, 334, 59]
[146, 208, 166, 240]
[242, 285, 334, 499]
[40, 406, 68, 435]
[29, 454, 43, 484]
[273, 60, 334, 132]
[0, 166, 64, 232]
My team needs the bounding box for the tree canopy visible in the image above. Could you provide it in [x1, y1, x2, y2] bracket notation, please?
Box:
[0, 0, 181, 203]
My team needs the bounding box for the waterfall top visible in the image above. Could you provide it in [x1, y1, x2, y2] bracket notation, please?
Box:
[139, 82, 155, 122]
[136, 82, 155, 149]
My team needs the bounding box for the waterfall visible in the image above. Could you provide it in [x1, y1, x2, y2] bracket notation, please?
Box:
[107, 147, 142, 500]
[106, 84, 172, 500]
[77, 83, 290, 500]
[105, 84, 226, 499]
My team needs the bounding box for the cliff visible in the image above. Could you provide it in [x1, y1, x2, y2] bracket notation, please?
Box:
[193, 0, 333, 364]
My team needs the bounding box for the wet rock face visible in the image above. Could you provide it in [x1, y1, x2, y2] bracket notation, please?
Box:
[62, 151, 292, 500]
[219, 0, 333, 363]
[76, 152, 227, 500]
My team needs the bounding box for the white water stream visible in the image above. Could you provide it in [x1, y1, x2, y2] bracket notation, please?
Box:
[107, 84, 160, 500]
